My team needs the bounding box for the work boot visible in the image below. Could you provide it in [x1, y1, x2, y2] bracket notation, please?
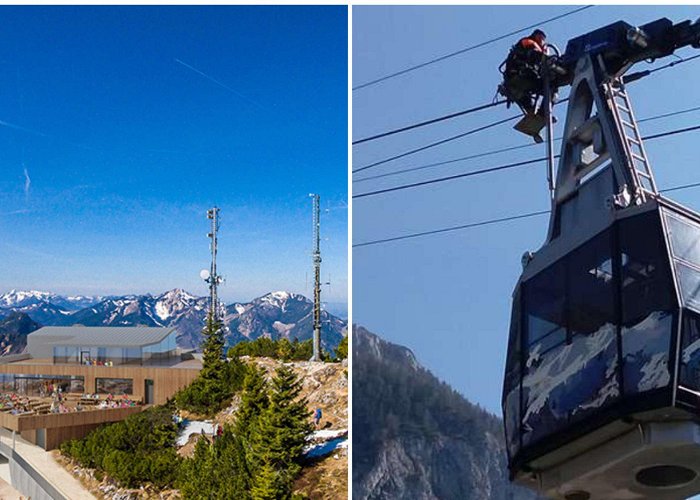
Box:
[514, 112, 547, 140]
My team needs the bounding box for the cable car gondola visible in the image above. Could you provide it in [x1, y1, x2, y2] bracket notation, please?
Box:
[502, 17, 700, 499]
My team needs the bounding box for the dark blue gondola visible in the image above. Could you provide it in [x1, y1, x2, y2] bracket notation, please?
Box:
[503, 17, 700, 499]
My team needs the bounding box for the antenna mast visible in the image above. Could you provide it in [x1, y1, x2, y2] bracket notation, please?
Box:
[205, 207, 222, 321]
[310, 194, 322, 362]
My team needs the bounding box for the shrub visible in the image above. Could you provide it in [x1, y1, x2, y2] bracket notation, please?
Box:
[60, 405, 181, 489]
[227, 337, 317, 361]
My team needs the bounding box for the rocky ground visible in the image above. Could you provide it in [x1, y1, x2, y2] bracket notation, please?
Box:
[57, 357, 348, 499]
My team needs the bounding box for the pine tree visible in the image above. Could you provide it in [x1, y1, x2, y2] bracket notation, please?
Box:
[211, 426, 251, 499]
[335, 335, 348, 360]
[200, 311, 225, 381]
[235, 367, 270, 441]
[249, 366, 312, 497]
[179, 436, 214, 499]
[251, 462, 283, 500]
[179, 429, 251, 500]
[277, 338, 293, 361]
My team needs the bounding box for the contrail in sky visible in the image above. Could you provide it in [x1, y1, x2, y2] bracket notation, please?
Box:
[174, 58, 262, 109]
[23, 165, 31, 200]
[0, 119, 47, 137]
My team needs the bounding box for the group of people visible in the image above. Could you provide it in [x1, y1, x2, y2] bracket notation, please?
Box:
[0, 393, 32, 415]
[82, 359, 115, 367]
[0, 389, 141, 416]
[96, 393, 139, 409]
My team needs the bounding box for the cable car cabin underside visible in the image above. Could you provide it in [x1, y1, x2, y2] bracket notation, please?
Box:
[502, 16, 700, 500]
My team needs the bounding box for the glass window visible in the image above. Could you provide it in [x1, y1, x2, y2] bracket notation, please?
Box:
[522, 231, 620, 447]
[53, 346, 79, 364]
[503, 291, 522, 458]
[620, 212, 675, 326]
[96, 378, 133, 395]
[681, 312, 700, 390]
[667, 214, 700, 267]
[619, 212, 675, 395]
[567, 230, 614, 339]
[676, 262, 700, 311]
[524, 259, 567, 351]
[122, 348, 142, 365]
[11, 375, 84, 396]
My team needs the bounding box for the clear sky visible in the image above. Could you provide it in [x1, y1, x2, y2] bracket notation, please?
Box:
[353, 5, 700, 414]
[0, 6, 348, 305]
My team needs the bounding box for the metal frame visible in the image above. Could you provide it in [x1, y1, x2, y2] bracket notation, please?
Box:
[546, 54, 657, 244]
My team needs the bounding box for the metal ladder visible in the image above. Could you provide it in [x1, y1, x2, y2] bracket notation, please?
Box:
[605, 80, 658, 201]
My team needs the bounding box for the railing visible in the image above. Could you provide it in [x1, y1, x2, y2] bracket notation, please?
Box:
[0, 429, 67, 500]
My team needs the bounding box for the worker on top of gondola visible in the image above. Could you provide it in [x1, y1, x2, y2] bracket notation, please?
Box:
[498, 29, 551, 143]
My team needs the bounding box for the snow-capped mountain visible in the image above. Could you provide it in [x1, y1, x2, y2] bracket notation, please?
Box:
[0, 290, 54, 308]
[64, 289, 210, 348]
[0, 289, 347, 351]
[0, 290, 102, 324]
[0, 290, 102, 311]
[225, 291, 346, 350]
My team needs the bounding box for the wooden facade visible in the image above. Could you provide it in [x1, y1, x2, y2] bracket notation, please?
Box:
[0, 360, 201, 449]
[0, 360, 201, 405]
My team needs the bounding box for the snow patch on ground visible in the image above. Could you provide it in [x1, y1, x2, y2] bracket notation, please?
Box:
[304, 438, 347, 459]
[176, 420, 215, 446]
[307, 429, 347, 441]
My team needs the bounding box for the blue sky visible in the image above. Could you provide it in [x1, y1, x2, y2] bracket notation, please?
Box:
[0, 6, 348, 305]
[353, 5, 700, 414]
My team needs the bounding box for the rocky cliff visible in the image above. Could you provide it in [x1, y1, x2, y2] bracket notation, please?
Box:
[352, 325, 539, 500]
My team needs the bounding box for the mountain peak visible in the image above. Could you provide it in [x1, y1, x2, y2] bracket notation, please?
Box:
[0, 290, 53, 308]
[354, 325, 420, 371]
[159, 288, 197, 301]
[261, 291, 310, 303]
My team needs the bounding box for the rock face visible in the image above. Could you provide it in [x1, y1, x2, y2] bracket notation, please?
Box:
[352, 326, 540, 500]
[0, 312, 41, 355]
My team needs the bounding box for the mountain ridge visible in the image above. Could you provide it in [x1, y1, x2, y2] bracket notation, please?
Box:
[0, 289, 347, 353]
[352, 325, 539, 500]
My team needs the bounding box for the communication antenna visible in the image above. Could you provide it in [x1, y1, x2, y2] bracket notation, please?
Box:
[310, 194, 322, 362]
[201, 207, 223, 323]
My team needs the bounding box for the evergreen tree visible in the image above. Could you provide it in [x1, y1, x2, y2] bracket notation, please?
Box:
[200, 311, 226, 381]
[249, 366, 312, 497]
[176, 311, 248, 416]
[277, 337, 293, 361]
[335, 335, 348, 360]
[291, 339, 313, 361]
[179, 429, 251, 500]
[213, 425, 251, 498]
[179, 436, 214, 499]
[251, 463, 283, 500]
[235, 367, 270, 441]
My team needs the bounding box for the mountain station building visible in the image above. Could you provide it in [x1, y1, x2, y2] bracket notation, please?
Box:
[0, 326, 201, 449]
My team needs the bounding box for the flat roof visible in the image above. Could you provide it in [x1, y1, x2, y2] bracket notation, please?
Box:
[28, 326, 177, 348]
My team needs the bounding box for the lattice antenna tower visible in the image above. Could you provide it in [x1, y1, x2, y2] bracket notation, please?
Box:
[310, 194, 322, 362]
[200, 207, 223, 323]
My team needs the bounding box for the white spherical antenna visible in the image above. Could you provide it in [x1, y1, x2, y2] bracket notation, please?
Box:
[200, 269, 211, 280]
